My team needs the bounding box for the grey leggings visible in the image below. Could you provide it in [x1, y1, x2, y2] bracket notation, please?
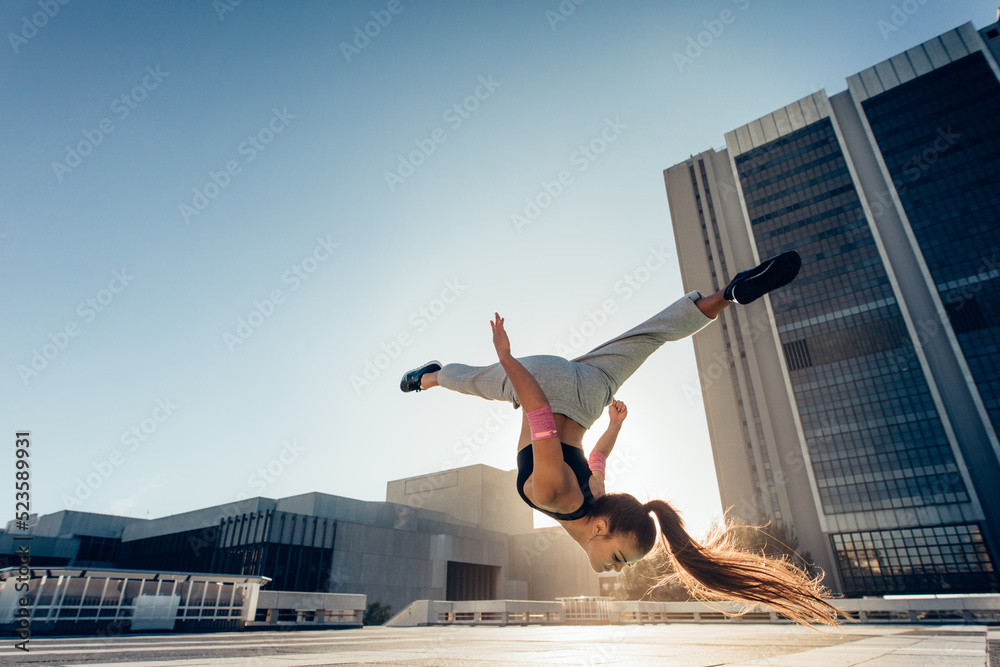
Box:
[437, 291, 714, 429]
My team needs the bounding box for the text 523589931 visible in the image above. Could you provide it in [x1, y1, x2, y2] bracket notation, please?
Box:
[13, 432, 32, 652]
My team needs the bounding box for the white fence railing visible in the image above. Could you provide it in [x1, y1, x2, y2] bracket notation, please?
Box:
[388, 595, 1000, 627]
[385, 599, 564, 627]
[557, 596, 613, 623]
[249, 591, 366, 628]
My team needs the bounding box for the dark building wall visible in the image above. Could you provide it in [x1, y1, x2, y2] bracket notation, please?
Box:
[706, 146, 826, 534]
[731, 114, 996, 594]
[859, 52, 1000, 493]
[735, 118, 967, 517]
[831, 86, 1000, 596]
[668, 146, 840, 587]
[666, 21, 1000, 598]
[861, 51, 1000, 431]
[0, 534, 77, 569]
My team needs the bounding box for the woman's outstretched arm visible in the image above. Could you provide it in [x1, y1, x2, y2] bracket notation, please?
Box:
[491, 313, 573, 506]
[593, 399, 627, 457]
[589, 399, 627, 498]
[490, 313, 550, 413]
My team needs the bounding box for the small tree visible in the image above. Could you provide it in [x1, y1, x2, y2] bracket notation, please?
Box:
[719, 519, 820, 577]
[363, 600, 392, 625]
[614, 546, 690, 601]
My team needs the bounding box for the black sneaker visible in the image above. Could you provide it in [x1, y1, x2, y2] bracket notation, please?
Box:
[724, 251, 801, 305]
[400, 360, 442, 392]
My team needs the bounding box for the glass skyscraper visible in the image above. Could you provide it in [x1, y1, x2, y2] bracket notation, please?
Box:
[858, 49, 1000, 436]
[665, 20, 1000, 596]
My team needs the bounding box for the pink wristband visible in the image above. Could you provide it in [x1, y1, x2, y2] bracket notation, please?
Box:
[588, 451, 607, 474]
[526, 406, 558, 441]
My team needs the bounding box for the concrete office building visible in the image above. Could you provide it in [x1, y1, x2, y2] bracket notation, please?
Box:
[0, 463, 600, 621]
[664, 19, 1000, 596]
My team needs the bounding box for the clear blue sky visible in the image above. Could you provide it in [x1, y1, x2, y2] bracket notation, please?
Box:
[3, 0, 994, 536]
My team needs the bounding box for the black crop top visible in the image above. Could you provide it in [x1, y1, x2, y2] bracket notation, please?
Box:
[515, 443, 595, 521]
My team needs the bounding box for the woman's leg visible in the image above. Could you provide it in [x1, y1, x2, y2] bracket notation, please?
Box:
[414, 251, 797, 424]
[422, 291, 730, 424]
[570, 248, 802, 398]
[432, 362, 520, 405]
[426, 356, 596, 428]
[693, 289, 733, 319]
[571, 290, 724, 397]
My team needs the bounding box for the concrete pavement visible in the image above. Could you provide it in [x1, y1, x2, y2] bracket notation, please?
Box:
[0, 623, 991, 666]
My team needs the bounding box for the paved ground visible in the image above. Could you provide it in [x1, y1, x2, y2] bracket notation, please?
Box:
[0, 624, 992, 666]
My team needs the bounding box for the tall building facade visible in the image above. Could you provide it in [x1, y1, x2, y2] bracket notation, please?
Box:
[665, 20, 1000, 596]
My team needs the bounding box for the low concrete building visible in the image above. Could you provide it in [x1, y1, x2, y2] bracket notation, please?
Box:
[0, 463, 600, 625]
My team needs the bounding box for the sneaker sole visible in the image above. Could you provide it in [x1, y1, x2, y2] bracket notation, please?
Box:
[732, 251, 801, 304]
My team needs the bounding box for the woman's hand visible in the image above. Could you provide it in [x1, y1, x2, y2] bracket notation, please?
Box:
[490, 312, 512, 360]
[608, 398, 628, 426]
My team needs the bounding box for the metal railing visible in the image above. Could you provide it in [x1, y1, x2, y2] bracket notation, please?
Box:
[387, 595, 1000, 627]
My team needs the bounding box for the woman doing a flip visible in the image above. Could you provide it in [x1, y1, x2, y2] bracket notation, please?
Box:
[400, 250, 842, 626]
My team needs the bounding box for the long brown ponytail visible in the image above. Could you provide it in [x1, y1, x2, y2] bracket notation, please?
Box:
[592, 493, 844, 626]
